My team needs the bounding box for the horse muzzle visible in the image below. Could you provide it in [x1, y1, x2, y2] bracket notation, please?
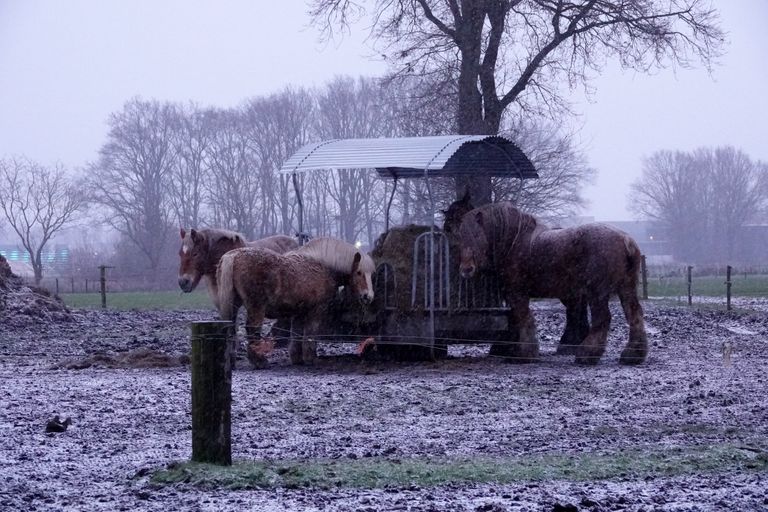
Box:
[178, 276, 194, 293]
[460, 265, 476, 279]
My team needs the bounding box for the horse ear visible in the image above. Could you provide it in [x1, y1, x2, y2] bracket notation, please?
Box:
[460, 188, 472, 205]
[233, 234, 243, 244]
[190, 229, 200, 242]
[475, 210, 484, 227]
[352, 251, 362, 271]
[180, 227, 186, 240]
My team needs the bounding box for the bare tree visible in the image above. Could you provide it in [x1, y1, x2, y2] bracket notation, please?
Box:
[88, 98, 177, 277]
[168, 103, 215, 229]
[242, 87, 316, 236]
[315, 76, 390, 242]
[629, 146, 766, 263]
[502, 120, 596, 217]
[0, 157, 86, 284]
[310, 0, 724, 204]
[204, 108, 261, 239]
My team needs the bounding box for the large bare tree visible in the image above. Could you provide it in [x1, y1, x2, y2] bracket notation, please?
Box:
[88, 98, 177, 277]
[315, 76, 390, 242]
[204, 108, 261, 239]
[242, 87, 316, 236]
[168, 103, 214, 229]
[310, 0, 724, 204]
[0, 157, 86, 284]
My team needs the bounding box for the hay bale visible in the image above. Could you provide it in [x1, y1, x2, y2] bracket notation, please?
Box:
[0, 254, 72, 324]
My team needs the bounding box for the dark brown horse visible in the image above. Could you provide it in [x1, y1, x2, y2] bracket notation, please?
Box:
[216, 238, 374, 365]
[177, 228, 298, 309]
[443, 195, 589, 355]
[450, 201, 647, 365]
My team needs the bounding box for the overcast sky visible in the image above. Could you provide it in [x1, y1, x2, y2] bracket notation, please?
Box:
[1, 1, 766, 222]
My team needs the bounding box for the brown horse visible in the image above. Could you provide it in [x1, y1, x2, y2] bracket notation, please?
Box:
[177, 228, 298, 308]
[216, 238, 374, 366]
[443, 195, 589, 355]
[451, 201, 647, 365]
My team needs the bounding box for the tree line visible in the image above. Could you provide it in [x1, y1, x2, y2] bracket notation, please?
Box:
[0, 75, 592, 284]
[1, 1, 728, 284]
[630, 146, 768, 263]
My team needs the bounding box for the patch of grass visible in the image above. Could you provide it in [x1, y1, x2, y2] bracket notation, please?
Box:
[647, 274, 768, 298]
[61, 290, 213, 310]
[151, 444, 768, 490]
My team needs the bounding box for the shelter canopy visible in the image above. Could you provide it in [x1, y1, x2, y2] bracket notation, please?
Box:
[279, 135, 538, 180]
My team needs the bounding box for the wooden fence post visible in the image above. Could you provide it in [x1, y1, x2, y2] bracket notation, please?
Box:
[640, 255, 648, 300]
[98, 265, 114, 309]
[726, 265, 732, 311]
[190, 321, 233, 465]
[71, 277, 75, 293]
[55, 278, 59, 296]
[686, 266, 693, 305]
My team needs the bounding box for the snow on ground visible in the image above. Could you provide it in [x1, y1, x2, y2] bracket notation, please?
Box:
[0, 301, 767, 511]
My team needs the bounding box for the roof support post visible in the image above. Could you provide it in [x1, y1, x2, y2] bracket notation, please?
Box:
[385, 175, 398, 233]
[292, 172, 305, 246]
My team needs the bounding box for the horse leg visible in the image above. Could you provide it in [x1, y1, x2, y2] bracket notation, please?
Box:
[287, 317, 305, 365]
[500, 296, 538, 363]
[575, 295, 611, 365]
[299, 312, 323, 365]
[556, 296, 590, 355]
[618, 290, 648, 365]
[270, 317, 292, 348]
[244, 304, 268, 368]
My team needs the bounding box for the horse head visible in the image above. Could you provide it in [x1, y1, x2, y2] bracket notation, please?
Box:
[457, 209, 490, 279]
[178, 228, 207, 292]
[349, 251, 374, 304]
[442, 190, 474, 238]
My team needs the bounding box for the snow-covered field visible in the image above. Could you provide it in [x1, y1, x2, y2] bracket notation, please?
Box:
[1, 300, 767, 511]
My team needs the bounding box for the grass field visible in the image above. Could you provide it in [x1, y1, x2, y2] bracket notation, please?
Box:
[57, 274, 768, 310]
[151, 444, 768, 490]
[646, 273, 768, 298]
[60, 289, 214, 310]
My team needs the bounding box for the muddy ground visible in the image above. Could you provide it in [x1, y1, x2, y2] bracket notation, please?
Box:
[0, 299, 767, 511]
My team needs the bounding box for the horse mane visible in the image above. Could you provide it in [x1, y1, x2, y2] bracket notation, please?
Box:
[198, 228, 246, 247]
[291, 237, 375, 274]
[249, 234, 298, 254]
[477, 202, 540, 259]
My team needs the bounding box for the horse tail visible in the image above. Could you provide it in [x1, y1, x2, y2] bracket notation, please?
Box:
[216, 251, 239, 321]
[619, 234, 648, 364]
[624, 235, 642, 281]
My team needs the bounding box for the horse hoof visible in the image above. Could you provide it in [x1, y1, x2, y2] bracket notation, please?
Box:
[619, 349, 646, 365]
[575, 355, 601, 365]
[555, 344, 577, 355]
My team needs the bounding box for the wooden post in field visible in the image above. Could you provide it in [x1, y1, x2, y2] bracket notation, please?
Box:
[640, 255, 648, 300]
[85, 279, 88, 293]
[726, 265, 732, 311]
[71, 277, 75, 293]
[55, 278, 59, 295]
[98, 266, 113, 309]
[686, 266, 693, 305]
[190, 321, 233, 466]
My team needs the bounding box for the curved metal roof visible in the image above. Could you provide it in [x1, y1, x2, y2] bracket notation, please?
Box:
[279, 135, 538, 180]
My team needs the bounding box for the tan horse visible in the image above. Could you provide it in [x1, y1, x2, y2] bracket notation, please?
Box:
[453, 202, 648, 365]
[177, 228, 297, 309]
[216, 238, 374, 366]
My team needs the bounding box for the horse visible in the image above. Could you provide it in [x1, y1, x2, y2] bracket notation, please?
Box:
[443, 194, 589, 355]
[450, 201, 648, 365]
[177, 227, 298, 308]
[216, 238, 374, 366]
